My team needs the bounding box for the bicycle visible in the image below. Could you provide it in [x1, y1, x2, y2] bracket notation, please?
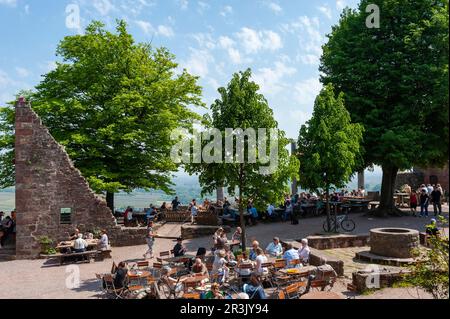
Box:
[322, 213, 355, 232]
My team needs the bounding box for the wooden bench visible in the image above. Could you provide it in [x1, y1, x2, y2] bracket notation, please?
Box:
[164, 211, 190, 223]
[43, 251, 99, 265]
[369, 201, 380, 210]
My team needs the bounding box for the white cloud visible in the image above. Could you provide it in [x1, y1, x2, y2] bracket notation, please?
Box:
[197, 1, 209, 14]
[136, 20, 154, 34]
[220, 5, 233, 17]
[157, 25, 174, 37]
[318, 5, 332, 19]
[0, 0, 17, 7]
[183, 48, 214, 77]
[297, 54, 319, 65]
[92, 0, 115, 16]
[253, 61, 296, 95]
[218, 36, 234, 49]
[294, 77, 322, 106]
[336, 0, 347, 10]
[227, 48, 242, 64]
[178, 0, 188, 10]
[192, 33, 216, 49]
[267, 2, 282, 14]
[15, 67, 30, 78]
[236, 27, 282, 54]
[289, 109, 312, 127]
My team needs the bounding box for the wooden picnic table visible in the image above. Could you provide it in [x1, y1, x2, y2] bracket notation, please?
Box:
[278, 265, 316, 276]
[394, 193, 410, 208]
[183, 274, 209, 285]
[164, 254, 196, 263]
[56, 239, 99, 251]
[128, 270, 152, 278]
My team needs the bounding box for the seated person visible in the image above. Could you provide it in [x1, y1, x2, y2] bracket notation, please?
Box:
[249, 240, 260, 261]
[426, 218, 440, 237]
[74, 234, 88, 253]
[191, 258, 208, 276]
[99, 229, 109, 250]
[297, 238, 310, 264]
[114, 262, 128, 289]
[171, 197, 180, 211]
[231, 227, 242, 242]
[242, 274, 267, 299]
[215, 231, 228, 251]
[236, 252, 253, 277]
[254, 248, 269, 275]
[282, 243, 300, 268]
[212, 250, 229, 283]
[160, 202, 167, 211]
[161, 266, 186, 293]
[173, 237, 187, 257]
[265, 237, 283, 258]
[203, 283, 225, 299]
[69, 228, 80, 240]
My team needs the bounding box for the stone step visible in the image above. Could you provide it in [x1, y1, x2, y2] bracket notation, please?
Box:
[0, 247, 16, 261]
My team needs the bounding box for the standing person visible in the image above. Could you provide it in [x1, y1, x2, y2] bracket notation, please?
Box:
[431, 186, 442, 216]
[190, 199, 198, 224]
[410, 191, 418, 216]
[171, 196, 180, 211]
[427, 184, 434, 195]
[143, 221, 156, 259]
[419, 189, 430, 218]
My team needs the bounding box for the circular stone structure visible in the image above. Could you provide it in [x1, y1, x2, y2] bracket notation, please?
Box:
[370, 228, 419, 258]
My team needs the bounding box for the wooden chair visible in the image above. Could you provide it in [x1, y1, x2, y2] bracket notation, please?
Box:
[277, 289, 286, 299]
[159, 251, 171, 258]
[290, 259, 301, 267]
[183, 292, 201, 299]
[103, 274, 125, 299]
[136, 261, 149, 269]
[184, 280, 199, 292]
[153, 262, 163, 269]
[156, 257, 164, 263]
[260, 262, 274, 287]
[284, 282, 302, 299]
[310, 280, 330, 291]
[111, 261, 118, 274]
[273, 259, 287, 269]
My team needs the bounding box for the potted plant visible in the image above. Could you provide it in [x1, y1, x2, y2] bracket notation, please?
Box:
[39, 236, 56, 255]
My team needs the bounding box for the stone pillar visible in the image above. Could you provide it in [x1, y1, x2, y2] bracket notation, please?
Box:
[216, 186, 224, 202]
[291, 141, 298, 194]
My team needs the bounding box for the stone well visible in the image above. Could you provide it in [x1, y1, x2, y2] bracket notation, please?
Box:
[370, 228, 419, 258]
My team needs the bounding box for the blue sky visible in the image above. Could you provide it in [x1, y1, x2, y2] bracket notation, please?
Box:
[0, 0, 361, 140]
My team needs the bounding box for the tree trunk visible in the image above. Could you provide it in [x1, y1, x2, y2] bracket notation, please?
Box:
[325, 182, 332, 232]
[239, 164, 246, 252]
[216, 186, 224, 202]
[106, 191, 115, 213]
[373, 165, 402, 216]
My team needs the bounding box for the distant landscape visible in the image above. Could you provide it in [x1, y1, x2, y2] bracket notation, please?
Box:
[0, 170, 382, 212]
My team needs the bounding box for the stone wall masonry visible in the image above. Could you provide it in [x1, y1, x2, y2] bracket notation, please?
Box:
[306, 234, 370, 250]
[14, 100, 149, 258]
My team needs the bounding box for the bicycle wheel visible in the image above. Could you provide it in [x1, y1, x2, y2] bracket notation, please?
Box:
[341, 219, 355, 232]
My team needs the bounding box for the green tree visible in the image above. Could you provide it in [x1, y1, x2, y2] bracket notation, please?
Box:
[298, 84, 363, 231]
[0, 20, 204, 211]
[320, 0, 449, 216]
[186, 69, 299, 250]
[402, 216, 449, 299]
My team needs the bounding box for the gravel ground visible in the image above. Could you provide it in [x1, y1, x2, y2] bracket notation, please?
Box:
[0, 206, 447, 299]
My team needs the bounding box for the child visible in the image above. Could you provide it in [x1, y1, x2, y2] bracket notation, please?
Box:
[410, 191, 418, 216]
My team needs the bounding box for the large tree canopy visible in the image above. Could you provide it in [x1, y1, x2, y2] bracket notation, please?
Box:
[320, 0, 449, 215]
[298, 84, 363, 230]
[0, 20, 204, 210]
[186, 69, 299, 250]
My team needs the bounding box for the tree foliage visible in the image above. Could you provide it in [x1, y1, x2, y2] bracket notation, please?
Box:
[298, 84, 363, 230]
[0, 21, 204, 206]
[320, 0, 449, 214]
[186, 69, 299, 249]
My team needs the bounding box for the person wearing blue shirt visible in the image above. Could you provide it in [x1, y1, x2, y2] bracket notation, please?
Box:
[249, 205, 258, 225]
[282, 243, 300, 268]
[265, 237, 283, 257]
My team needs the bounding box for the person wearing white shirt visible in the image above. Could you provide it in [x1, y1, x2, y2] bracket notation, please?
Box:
[237, 252, 253, 277]
[427, 184, 434, 195]
[298, 238, 310, 265]
[99, 229, 109, 250]
[254, 248, 269, 275]
[74, 234, 88, 253]
[265, 237, 282, 257]
[212, 250, 229, 283]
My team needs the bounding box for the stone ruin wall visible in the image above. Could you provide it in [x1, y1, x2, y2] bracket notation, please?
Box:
[15, 99, 145, 259]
